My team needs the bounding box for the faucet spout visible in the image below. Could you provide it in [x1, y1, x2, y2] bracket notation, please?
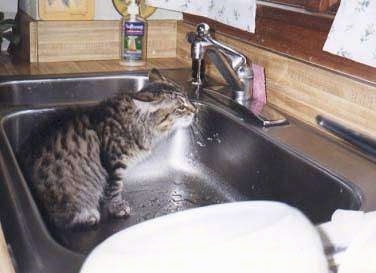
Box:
[187, 23, 253, 103]
[206, 48, 244, 92]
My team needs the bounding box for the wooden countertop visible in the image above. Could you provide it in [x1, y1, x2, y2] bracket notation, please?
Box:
[0, 55, 189, 77]
[0, 55, 189, 273]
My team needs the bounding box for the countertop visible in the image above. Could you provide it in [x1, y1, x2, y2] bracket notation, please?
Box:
[0, 55, 189, 273]
[0, 55, 189, 77]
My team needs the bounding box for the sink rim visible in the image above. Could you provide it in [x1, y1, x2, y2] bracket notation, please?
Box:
[0, 70, 151, 85]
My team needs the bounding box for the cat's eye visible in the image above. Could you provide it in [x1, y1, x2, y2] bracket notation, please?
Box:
[178, 105, 185, 111]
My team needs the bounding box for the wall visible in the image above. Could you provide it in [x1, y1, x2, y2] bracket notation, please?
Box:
[0, 0, 17, 16]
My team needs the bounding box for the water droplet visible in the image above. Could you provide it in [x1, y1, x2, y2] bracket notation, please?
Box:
[196, 141, 206, 147]
[171, 194, 183, 202]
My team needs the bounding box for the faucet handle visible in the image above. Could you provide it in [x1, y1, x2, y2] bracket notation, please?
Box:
[196, 23, 211, 38]
[186, 23, 211, 44]
[186, 32, 198, 44]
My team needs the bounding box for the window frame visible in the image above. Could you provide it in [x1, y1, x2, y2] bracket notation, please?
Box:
[263, 0, 340, 12]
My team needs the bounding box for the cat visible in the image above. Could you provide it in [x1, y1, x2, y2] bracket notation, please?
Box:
[19, 68, 196, 229]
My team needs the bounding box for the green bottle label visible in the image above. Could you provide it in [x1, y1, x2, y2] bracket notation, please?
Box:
[123, 22, 144, 61]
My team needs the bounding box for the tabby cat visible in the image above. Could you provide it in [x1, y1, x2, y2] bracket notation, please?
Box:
[19, 69, 196, 229]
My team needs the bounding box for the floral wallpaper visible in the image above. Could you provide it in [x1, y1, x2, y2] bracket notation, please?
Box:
[323, 0, 376, 68]
[146, 0, 256, 32]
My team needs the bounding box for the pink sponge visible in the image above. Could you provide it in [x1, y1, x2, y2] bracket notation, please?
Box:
[250, 63, 266, 114]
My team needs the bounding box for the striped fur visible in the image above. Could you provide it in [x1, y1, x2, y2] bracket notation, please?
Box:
[19, 69, 196, 229]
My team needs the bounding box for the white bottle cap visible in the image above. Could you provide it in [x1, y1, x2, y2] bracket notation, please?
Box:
[128, 0, 139, 18]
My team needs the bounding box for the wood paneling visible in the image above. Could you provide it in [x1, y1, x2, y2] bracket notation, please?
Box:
[37, 20, 119, 62]
[29, 21, 38, 63]
[183, 4, 376, 86]
[257, 4, 333, 32]
[146, 20, 177, 59]
[177, 22, 376, 138]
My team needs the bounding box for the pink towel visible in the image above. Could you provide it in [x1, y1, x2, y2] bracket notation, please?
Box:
[250, 63, 266, 114]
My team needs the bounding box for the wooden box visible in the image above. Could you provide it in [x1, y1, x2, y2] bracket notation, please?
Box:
[15, 11, 178, 63]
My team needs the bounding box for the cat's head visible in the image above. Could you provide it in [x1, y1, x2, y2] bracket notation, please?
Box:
[132, 69, 196, 133]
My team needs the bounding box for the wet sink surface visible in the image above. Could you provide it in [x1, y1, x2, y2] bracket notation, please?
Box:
[0, 69, 365, 273]
[3, 104, 361, 253]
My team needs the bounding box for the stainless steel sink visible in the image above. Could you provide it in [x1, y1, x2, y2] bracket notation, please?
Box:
[0, 69, 372, 273]
[0, 71, 148, 106]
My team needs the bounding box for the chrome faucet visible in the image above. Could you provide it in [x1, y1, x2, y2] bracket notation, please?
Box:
[187, 23, 253, 104]
[187, 23, 288, 127]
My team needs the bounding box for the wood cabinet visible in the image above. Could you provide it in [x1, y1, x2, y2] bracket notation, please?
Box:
[265, 0, 339, 12]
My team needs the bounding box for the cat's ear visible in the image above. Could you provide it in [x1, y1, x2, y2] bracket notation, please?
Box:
[132, 91, 158, 111]
[132, 90, 155, 102]
[148, 68, 167, 83]
[148, 68, 183, 90]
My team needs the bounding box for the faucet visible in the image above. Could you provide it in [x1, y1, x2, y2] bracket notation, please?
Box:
[187, 23, 253, 105]
[186, 23, 288, 127]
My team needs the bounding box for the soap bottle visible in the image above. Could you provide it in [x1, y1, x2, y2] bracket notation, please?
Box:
[120, 0, 147, 66]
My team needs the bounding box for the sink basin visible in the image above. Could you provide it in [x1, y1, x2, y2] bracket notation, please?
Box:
[0, 69, 364, 273]
[0, 72, 147, 106]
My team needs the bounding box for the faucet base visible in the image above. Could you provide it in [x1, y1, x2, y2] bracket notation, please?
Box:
[251, 104, 289, 127]
[237, 98, 288, 127]
[202, 86, 288, 128]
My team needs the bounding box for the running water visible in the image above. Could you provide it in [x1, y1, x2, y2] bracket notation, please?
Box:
[189, 107, 222, 148]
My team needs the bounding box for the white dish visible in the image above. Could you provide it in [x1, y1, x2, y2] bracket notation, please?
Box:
[80, 201, 328, 273]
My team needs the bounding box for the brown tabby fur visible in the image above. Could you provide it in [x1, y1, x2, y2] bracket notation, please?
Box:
[19, 69, 196, 229]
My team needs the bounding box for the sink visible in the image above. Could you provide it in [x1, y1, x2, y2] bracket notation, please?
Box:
[0, 72, 148, 106]
[0, 69, 364, 273]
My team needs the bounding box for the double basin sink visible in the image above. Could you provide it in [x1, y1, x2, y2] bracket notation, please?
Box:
[0, 68, 374, 273]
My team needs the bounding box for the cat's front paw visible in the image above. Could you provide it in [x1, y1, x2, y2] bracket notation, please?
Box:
[107, 200, 131, 218]
[71, 208, 101, 228]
